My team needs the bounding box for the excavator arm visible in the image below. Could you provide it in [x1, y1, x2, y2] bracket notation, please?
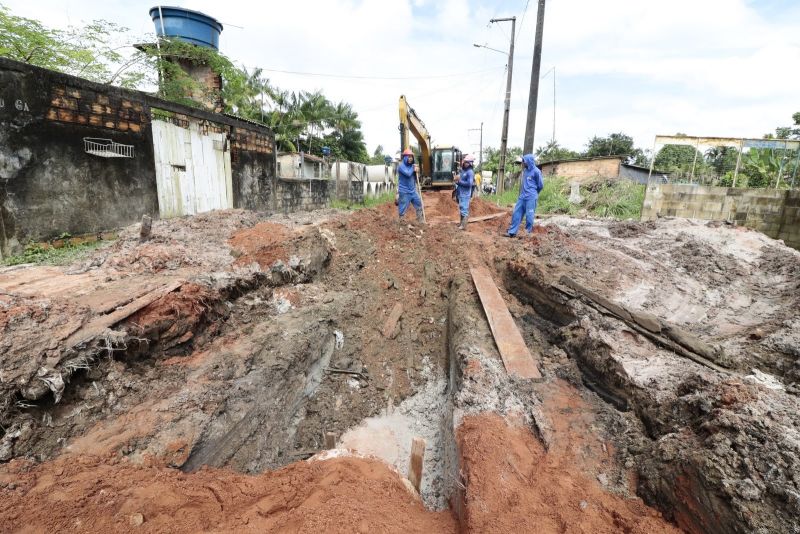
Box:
[398, 95, 432, 179]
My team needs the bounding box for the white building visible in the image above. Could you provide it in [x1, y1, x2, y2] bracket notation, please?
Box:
[277, 152, 330, 179]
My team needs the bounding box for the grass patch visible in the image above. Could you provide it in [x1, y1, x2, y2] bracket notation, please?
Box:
[2, 238, 109, 267]
[538, 177, 580, 216]
[331, 191, 395, 211]
[485, 176, 645, 219]
[584, 180, 645, 219]
[483, 185, 520, 207]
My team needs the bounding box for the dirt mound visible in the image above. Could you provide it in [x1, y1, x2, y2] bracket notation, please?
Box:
[3, 199, 798, 533]
[374, 190, 503, 222]
[608, 220, 657, 239]
[0, 454, 456, 533]
[458, 413, 679, 534]
[100, 209, 262, 274]
[123, 283, 222, 355]
[229, 222, 293, 269]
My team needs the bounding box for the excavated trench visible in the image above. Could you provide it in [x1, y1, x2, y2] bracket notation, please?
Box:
[3, 207, 797, 533]
[0, 226, 469, 514]
[502, 257, 800, 534]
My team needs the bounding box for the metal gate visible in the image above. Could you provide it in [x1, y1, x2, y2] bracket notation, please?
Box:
[152, 119, 233, 217]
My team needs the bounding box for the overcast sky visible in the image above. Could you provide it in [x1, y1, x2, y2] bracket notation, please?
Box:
[5, 0, 800, 157]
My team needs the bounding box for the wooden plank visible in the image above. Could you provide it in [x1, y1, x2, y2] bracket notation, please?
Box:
[470, 266, 542, 380]
[557, 275, 729, 373]
[452, 211, 507, 224]
[64, 280, 183, 348]
[381, 302, 404, 339]
[407, 436, 426, 493]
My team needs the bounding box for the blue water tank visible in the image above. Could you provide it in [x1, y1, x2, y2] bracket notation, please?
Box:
[150, 6, 223, 49]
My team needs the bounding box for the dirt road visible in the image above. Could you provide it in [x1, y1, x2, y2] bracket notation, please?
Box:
[1, 191, 798, 533]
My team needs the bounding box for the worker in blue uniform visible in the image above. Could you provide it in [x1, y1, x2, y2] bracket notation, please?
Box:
[506, 154, 544, 237]
[396, 148, 424, 225]
[454, 154, 475, 230]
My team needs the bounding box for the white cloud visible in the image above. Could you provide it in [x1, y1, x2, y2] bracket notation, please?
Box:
[4, 0, 799, 155]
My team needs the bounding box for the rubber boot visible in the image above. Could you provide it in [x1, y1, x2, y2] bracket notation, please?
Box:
[416, 209, 425, 225]
[459, 215, 468, 230]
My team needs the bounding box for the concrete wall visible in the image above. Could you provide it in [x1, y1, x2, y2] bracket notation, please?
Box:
[1, 59, 159, 257]
[273, 177, 363, 213]
[540, 157, 623, 183]
[641, 183, 800, 250]
[0, 57, 279, 258]
[1, 57, 375, 258]
[230, 126, 276, 212]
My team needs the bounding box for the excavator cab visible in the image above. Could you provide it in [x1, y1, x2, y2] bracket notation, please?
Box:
[431, 146, 463, 188]
[399, 95, 463, 189]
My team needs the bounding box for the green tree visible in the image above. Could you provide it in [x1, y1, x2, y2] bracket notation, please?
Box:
[705, 146, 739, 175]
[482, 146, 523, 173]
[369, 145, 388, 164]
[535, 140, 580, 163]
[584, 132, 644, 163]
[0, 4, 369, 162]
[0, 4, 144, 87]
[775, 112, 800, 139]
[654, 144, 705, 178]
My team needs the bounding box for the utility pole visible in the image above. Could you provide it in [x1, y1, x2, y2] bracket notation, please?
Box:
[523, 0, 546, 154]
[479, 121, 483, 171]
[491, 16, 516, 196]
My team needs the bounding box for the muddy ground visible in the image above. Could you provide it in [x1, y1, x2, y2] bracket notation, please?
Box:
[0, 191, 798, 533]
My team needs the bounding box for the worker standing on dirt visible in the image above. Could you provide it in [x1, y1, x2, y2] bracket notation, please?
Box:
[396, 148, 425, 225]
[454, 154, 476, 230]
[506, 154, 544, 237]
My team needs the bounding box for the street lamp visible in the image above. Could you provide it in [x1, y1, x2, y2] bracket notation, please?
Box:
[473, 43, 506, 56]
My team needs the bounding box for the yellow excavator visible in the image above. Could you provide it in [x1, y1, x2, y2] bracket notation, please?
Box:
[398, 95, 463, 189]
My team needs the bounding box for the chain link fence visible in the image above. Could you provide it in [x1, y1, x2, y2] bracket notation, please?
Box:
[648, 135, 800, 189]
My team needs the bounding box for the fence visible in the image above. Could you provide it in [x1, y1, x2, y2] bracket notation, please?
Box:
[648, 135, 800, 189]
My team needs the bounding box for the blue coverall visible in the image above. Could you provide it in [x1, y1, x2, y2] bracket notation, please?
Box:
[507, 154, 544, 235]
[397, 155, 422, 217]
[456, 166, 474, 217]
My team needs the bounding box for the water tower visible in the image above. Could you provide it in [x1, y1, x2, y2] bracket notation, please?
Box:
[149, 6, 225, 112]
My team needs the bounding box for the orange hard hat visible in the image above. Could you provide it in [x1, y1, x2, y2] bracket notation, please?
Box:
[402, 148, 413, 156]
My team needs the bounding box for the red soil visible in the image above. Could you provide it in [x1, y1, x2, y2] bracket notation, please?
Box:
[0, 454, 457, 533]
[375, 190, 505, 223]
[229, 222, 293, 268]
[457, 412, 681, 534]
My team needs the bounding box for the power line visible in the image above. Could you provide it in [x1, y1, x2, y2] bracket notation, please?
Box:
[516, 0, 531, 44]
[259, 66, 503, 81]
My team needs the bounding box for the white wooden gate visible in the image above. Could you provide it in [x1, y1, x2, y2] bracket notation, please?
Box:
[152, 119, 233, 218]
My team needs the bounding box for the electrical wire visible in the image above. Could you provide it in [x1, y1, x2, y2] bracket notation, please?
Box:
[516, 0, 531, 45]
[259, 66, 504, 81]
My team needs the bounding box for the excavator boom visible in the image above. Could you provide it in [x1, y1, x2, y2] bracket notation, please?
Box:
[399, 95, 432, 178]
[398, 95, 462, 188]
